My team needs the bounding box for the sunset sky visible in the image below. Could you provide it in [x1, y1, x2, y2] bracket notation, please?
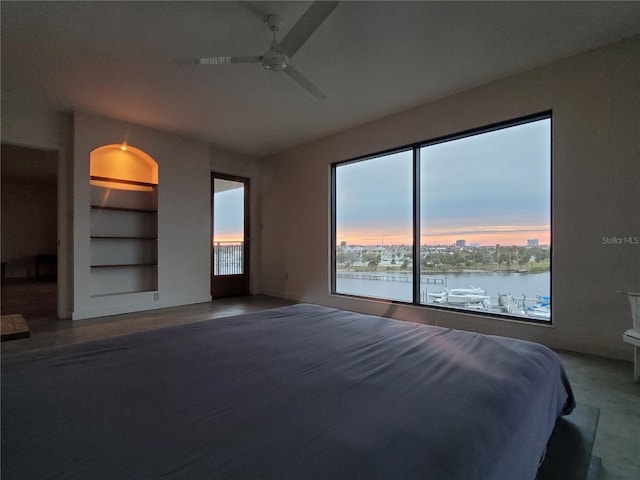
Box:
[336, 118, 551, 247]
[213, 118, 551, 247]
[213, 187, 244, 243]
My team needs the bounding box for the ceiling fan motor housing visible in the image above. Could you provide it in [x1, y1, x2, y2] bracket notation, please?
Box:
[265, 15, 284, 32]
[263, 49, 289, 71]
[263, 15, 288, 71]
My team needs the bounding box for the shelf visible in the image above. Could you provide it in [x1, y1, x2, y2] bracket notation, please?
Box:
[91, 205, 157, 213]
[90, 175, 157, 187]
[91, 290, 157, 298]
[90, 236, 157, 240]
[89, 155, 159, 298]
[91, 263, 158, 269]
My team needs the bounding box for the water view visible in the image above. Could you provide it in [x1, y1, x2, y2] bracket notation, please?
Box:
[333, 117, 552, 321]
[335, 241, 551, 321]
[337, 270, 550, 320]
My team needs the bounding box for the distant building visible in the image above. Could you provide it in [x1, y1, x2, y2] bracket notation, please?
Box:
[455, 239, 466, 248]
[527, 239, 539, 247]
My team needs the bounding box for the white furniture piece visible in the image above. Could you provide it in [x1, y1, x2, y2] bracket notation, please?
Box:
[619, 290, 640, 382]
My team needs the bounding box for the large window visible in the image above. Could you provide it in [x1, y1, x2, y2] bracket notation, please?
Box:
[332, 113, 552, 323]
[334, 150, 414, 302]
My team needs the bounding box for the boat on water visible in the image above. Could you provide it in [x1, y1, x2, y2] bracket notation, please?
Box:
[527, 295, 551, 320]
[429, 286, 491, 305]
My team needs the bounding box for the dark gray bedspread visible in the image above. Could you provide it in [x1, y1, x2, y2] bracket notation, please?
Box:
[1, 303, 574, 479]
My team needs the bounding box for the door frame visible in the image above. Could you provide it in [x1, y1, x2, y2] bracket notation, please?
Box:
[211, 172, 250, 298]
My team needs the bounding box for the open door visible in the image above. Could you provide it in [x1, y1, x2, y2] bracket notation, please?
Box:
[211, 173, 250, 298]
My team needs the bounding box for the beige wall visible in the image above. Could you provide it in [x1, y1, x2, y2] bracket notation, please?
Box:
[260, 36, 640, 361]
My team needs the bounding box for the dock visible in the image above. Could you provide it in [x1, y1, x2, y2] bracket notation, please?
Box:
[499, 293, 526, 315]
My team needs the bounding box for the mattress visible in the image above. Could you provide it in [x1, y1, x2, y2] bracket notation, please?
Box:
[1, 303, 575, 479]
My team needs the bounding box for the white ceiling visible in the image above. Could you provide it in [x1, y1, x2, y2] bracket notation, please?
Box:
[2, 1, 640, 158]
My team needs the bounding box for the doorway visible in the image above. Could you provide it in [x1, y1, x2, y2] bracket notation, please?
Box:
[211, 173, 250, 298]
[1, 143, 58, 323]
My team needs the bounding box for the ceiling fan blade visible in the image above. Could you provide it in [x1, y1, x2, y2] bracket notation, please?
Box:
[278, 1, 338, 57]
[284, 64, 326, 100]
[198, 56, 262, 65]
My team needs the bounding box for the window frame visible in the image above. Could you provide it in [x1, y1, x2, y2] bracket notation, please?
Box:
[331, 111, 552, 324]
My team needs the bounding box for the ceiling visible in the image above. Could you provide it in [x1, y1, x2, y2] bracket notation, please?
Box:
[2, 1, 640, 158]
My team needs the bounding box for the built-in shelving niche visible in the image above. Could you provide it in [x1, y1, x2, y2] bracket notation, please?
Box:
[89, 146, 158, 297]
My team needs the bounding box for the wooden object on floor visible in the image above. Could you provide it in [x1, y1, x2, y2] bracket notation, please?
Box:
[1, 314, 30, 341]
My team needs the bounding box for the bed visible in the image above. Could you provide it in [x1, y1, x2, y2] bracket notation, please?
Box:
[1, 303, 575, 479]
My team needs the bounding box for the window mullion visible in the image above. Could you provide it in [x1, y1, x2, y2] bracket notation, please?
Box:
[413, 147, 421, 305]
[330, 166, 337, 293]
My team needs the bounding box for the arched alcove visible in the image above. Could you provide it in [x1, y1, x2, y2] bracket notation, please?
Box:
[90, 144, 158, 185]
[89, 144, 158, 296]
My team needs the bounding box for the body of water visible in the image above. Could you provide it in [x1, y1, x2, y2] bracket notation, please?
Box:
[336, 271, 550, 318]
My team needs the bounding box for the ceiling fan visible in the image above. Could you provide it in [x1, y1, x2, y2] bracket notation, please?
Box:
[197, 1, 338, 100]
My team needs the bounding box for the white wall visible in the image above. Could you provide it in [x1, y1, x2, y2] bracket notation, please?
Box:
[72, 113, 212, 319]
[260, 36, 640, 361]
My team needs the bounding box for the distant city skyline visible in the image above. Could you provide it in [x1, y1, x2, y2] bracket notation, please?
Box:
[336, 235, 548, 248]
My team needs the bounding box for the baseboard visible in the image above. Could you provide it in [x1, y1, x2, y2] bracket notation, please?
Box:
[71, 294, 212, 320]
[586, 456, 602, 480]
